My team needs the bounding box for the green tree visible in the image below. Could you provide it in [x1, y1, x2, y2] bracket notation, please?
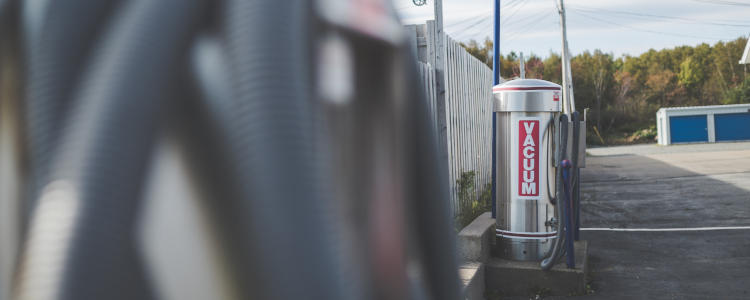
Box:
[723, 77, 750, 104]
[459, 35, 748, 145]
[678, 57, 703, 88]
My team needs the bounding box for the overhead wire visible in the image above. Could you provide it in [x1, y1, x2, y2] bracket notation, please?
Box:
[502, 9, 555, 41]
[568, 4, 750, 28]
[450, 17, 494, 41]
[570, 8, 736, 40]
[402, 0, 543, 43]
[501, 0, 531, 27]
[456, 0, 560, 48]
[501, 0, 524, 13]
[504, 19, 558, 44]
[445, 12, 492, 30]
[691, 0, 750, 7]
[454, 0, 524, 41]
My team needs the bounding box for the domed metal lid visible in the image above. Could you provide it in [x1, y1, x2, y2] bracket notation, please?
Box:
[492, 79, 561, 93]
[492, 79, 561, 112]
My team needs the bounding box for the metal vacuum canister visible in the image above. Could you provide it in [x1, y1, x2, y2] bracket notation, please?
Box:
[493, 79, 561, 261]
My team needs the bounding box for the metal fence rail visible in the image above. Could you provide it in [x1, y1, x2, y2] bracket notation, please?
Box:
[409, 23, 493, 216]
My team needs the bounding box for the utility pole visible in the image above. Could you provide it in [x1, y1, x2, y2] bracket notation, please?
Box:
[557, 0, 575, 114]
[434, 0, 445, 94]
[429, 0, 451, 197]
[491, 0, 500, 218]
[519, 52, 525, 79]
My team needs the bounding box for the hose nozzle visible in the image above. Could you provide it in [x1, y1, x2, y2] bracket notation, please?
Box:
[561, 159, 572, 169]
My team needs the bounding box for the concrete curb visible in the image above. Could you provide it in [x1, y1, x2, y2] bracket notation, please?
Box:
[457, 212, 495, 299]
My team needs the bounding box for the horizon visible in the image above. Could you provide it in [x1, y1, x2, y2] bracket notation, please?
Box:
[395, 0, 750, 58]
[459, 35, 748, 60]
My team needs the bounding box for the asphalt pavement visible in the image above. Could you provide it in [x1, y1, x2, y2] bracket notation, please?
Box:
[556, 142, 750, 299]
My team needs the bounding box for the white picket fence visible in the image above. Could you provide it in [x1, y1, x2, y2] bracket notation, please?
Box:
[417, 62, 439, 135]
[443, 36, 493, 214]
[409, 23, 494, 216]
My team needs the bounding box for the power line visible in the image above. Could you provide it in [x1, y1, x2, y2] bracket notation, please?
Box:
[504, 20, 558, 44]
[500, 0, 526, 20]
[504, 0, 524, 7]
[501, 3, 559, 29]
[568, 5, 750, 28]
[692, 0, 750, 7]
[444, 12, 491, 29]
[449, 16, 488, 33]
[457, 27, 493, 42]
[504, 16, 557, 40]
[502, 9, 554, 35]
[496, 0, 526, 28]
[449, 17, 493, 37]
[501, 0, 524, 11]
[501, 0, 531, 27]
[570, 9, 735, 41]
[503, 14, 550, 39]
[464, 17, 493, 33]
[503, 8, 557, 42]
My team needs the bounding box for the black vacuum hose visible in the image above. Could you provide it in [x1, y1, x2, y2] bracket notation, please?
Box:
[23, 0, 120, 220]
[540, 114, 568, 271]
[15, 1, 460, 299]
[214, 1, 354, 299]
[15, 0, 206, 298]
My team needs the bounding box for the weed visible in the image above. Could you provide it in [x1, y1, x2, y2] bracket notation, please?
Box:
[455, 171, 492, 229]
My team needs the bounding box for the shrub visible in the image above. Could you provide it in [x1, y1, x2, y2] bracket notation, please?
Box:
[455, 171, 492, 230]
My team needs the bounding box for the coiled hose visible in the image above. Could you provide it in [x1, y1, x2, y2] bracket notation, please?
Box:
[15, 0, 206, 299]
[540, 114, 568, 271]
[23, 0, 120, 220]
[212, 1, 355, 299]
[15, 1, 459, 299]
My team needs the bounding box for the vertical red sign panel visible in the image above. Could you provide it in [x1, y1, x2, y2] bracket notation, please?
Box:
[518, 120, 540, 197]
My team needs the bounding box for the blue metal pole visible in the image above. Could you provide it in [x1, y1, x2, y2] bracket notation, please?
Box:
[491, 0, 500, 218]
[493, 0, 501, 85]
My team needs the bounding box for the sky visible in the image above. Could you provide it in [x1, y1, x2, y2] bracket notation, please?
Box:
[394, 0, 750, 58]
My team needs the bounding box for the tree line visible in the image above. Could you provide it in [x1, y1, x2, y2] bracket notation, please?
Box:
[461, 36, 750, 145]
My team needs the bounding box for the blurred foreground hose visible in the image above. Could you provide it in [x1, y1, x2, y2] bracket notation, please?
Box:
[212, 0, 353, 299]
[15, 0, 206, 298]
[23, 0, 119, 220]
[10, 0, 460, 299]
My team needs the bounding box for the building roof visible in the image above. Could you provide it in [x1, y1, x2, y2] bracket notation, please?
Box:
[741, 39, 750, 64]
[657, 103, 750, 113]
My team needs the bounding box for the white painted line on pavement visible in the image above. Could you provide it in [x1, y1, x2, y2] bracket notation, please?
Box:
[581, 226, 750, 232]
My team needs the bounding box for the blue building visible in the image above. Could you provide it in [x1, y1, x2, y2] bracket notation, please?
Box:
[656, 104, 750, 145]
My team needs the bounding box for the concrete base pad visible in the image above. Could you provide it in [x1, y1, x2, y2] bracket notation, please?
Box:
[485, 240, 588, 297]
[459, 263, 484, 300]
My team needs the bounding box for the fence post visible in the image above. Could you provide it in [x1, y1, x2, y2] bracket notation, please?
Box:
[426, 20, 452, 206]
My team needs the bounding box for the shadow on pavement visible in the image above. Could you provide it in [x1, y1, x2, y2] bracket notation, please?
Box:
[570, 154, 750, 299]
